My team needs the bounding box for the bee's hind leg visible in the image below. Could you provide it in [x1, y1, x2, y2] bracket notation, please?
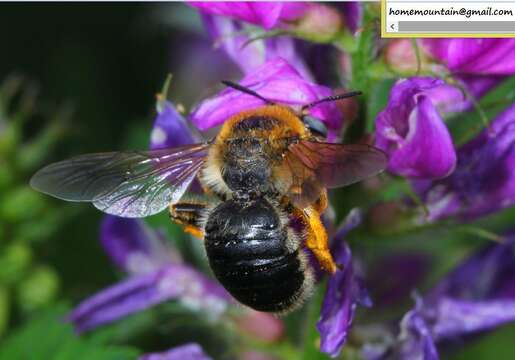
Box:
[170, 200, 209, 239]
[302, 206, 338, 274]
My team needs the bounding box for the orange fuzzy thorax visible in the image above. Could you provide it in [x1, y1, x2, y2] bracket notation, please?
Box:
[215, 105, 308, 143]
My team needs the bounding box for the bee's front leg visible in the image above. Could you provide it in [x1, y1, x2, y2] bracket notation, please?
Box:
[169, 200, 209, 239]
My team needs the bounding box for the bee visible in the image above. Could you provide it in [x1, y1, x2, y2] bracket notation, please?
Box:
[30, 81, 387, 313]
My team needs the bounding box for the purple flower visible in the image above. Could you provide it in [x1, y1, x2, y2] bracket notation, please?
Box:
[368, 253, 431, 307]
[139, 343, 212, 360]
[317, 209, 371, 357]
[99, 216, 179, 274]
[190, 58, 343, 140]
[421, 39, 515, 75]
[340, 2, 363, 35]
[389, 298, 440, 360]
[384, 40, 505, 111]
[375, 77, 458, 180]
[367, 237, 515, 360]
[189, 2, 308, 30]
[68, 216, 231, 333]
[415, 103, 515, 221]
[201, 14, 312, 79]
[151, 99, 202, 150]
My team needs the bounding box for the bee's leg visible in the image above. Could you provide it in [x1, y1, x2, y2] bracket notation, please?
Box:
[313, 189, 328, 213]
[302, 205, 337, 274]
[169, 201, 207, 239]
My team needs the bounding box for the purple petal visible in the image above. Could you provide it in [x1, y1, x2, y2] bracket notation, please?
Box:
[150, 100, 202, 150]
[429, 237, 515, 302]
[397, 302, 439, 360]
[68, 264, 231, 333]
[373, 237, 515, 358]
[201, 14, 312, 79]
[375, 77, 457, 179]
[190, 58, 342, 137]
[423, 238, 515, 341]
[340, 2, 363, 34]
[430, 297, 515, 341]
[317, 209, 370, 357]
[100, 215, 179, 275]
[421, 39, 515, 75]
[139, 343, 212, 360]
[415, 103, 515, 221]
[189, 2, 308, 30]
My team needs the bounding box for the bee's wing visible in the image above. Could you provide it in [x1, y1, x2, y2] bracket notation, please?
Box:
[284, 140, 387, 208]
[30, 144, 209, 218]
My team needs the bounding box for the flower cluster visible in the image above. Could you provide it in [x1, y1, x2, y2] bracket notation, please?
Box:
[65, 3, 515, 360]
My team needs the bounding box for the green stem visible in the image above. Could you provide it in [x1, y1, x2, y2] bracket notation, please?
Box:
[456, 225, 505, 243]
[410, 38, 422, 75]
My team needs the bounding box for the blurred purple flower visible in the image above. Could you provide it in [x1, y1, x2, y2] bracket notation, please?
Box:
[201, 14, 312, 79]
[318, 209, 372, 357]
[366, 237, 515, 360]
[189, 2, 308, 30]
[368, 253, 431, 307]
[139, 343, 211, 360]
[375, 77, 458, 180]
[190, 2, 345, 43]
[151, 99, 202, 150]
[99, 216, 179, 275]
[191, 58, 343, 139]
[421, 39, 515, 75]
[68, 216, 231, 333]
[415, 103, 515, 221]
[340, 2, 363, 34]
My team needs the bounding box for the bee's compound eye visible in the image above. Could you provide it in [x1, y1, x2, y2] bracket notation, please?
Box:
[302, 116, 328, 138]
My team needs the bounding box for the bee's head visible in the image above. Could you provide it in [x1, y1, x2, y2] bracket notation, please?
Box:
[221, 80, 362, 139]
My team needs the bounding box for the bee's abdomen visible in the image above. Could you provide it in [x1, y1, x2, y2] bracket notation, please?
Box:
[204, 197, 309, 313]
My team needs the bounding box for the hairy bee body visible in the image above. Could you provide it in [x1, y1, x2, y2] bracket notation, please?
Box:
[200, 108, 314, 312]
[204, 196, 313, 313]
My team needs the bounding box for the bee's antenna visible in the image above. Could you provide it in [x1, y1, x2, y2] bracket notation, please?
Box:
[302, 90, 363, 111]
[221, 80, 273, 104]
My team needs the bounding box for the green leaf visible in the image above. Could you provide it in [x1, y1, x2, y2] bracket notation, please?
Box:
[0, 306, 139, 360]
[0, 287, 9, 337]
[0, 186, 46, 222]
[0, 243, 32, 285]
[16, 265, 60, 312]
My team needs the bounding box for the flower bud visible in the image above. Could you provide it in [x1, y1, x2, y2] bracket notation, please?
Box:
[384, 39, 432, 74]
[290, 4, 342, 43]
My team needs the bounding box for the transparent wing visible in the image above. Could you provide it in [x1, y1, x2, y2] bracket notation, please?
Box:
[284, 140, 387, 207]
[30, 144, 209, 218]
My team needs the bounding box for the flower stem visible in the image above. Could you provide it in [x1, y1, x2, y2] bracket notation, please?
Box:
[410, 38, 422, 75]
[456, 225, 505, 243]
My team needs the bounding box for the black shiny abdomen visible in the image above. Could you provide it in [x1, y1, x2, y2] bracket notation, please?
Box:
[204, 197, 305, 312]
